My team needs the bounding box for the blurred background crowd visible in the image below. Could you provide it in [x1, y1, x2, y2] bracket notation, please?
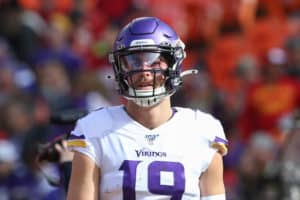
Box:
[0, 0, 300, 199]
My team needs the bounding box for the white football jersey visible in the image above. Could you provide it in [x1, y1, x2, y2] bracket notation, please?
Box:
[68, 105, 228, 200]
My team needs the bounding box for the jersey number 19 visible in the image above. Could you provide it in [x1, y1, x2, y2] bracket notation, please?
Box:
[119, 160, 185, 200]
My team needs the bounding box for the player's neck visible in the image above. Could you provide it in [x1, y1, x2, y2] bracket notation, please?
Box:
[125, 98, 173, 129]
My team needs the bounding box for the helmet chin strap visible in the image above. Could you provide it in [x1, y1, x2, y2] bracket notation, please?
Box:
[127, 86, 168, 107]
[131, 96, 162, 107]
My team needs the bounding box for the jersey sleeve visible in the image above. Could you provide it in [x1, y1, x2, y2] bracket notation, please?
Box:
[195, 110, 228, 172]
[209, 120, 228, 156]
[67, 119, 102, 167]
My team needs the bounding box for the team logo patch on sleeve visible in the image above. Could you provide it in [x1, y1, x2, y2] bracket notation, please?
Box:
[211, 136, 228, 156]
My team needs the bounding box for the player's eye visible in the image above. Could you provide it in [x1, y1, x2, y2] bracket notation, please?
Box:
[120, 52, 168, 71]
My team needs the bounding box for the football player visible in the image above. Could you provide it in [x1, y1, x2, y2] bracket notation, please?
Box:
[67, 17, 228, 200]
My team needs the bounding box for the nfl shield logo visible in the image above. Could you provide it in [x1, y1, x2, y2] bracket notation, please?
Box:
[145, 134, 159, 145]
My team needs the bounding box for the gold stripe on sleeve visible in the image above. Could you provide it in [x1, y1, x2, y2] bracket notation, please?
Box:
[211, 142, 228, 156]
[67, 140, 87, 148]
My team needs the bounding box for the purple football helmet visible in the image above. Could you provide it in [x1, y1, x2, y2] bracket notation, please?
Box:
[109, 17, 186, 107]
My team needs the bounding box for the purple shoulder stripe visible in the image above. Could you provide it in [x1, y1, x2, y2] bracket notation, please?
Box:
[69, 134, 86, 140]
[214, 136, 228, 145]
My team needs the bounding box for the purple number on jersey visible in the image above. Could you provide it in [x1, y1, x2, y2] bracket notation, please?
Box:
[148, 161, 185, 199]
[119, 160, 141, 199]
[119, 160, 185, 200]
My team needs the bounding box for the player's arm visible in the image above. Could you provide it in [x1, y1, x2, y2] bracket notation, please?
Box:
[67, 151, 100, 200]
[199, 152, 226, 200]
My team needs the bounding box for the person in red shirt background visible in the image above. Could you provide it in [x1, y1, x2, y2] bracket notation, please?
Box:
[239, 47, 300, 145]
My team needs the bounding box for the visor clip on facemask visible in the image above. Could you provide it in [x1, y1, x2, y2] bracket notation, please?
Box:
[180, 69, 199, 78]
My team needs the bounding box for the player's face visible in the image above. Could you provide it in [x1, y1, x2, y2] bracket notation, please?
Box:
[120, 52, 168, 90]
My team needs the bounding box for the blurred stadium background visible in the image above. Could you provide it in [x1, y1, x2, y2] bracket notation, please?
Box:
[0, 0, 300, 199]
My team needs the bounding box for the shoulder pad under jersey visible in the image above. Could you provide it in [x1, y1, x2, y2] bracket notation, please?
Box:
[195, 109, 228, 156]
[67, 106, 114, 148]
[77, 107, 114, 138]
